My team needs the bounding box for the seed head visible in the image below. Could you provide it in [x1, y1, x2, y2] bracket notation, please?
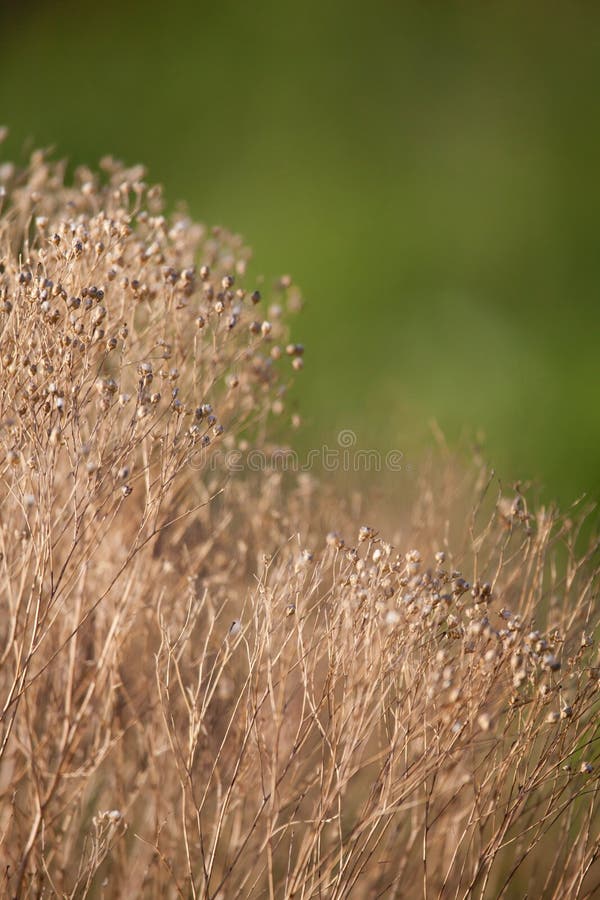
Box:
[326, 531, 345, 549]
[477, 712, 492, 732]
[543, 654, 561, 672]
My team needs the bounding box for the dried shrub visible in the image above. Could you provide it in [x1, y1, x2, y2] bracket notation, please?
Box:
[0, 148, 598, 898]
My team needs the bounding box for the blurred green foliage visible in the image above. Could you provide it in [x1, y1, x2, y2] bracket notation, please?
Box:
[1, 0, 599, 506]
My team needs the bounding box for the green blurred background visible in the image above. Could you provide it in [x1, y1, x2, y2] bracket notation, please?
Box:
[1, 0, 599, 506]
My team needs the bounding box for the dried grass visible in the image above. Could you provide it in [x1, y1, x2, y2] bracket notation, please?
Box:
[0, 147, 598, 898]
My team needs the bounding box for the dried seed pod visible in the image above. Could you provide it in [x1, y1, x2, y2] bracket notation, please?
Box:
[543, 654, 561, 672]
[326, 531, 344, 549]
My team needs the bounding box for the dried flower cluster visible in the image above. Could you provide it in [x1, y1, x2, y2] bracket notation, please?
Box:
[0, 148, 598, 898]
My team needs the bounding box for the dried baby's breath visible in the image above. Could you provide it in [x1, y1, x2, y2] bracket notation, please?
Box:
[0, 147, 597, 899]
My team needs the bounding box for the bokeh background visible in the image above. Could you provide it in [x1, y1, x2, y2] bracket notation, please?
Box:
[1, 0, 599, 507]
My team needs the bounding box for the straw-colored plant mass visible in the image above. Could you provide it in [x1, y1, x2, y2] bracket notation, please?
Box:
[0, 145, 598, 899]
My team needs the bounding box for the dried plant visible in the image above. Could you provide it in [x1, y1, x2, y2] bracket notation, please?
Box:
[0, 146, 598, 899]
